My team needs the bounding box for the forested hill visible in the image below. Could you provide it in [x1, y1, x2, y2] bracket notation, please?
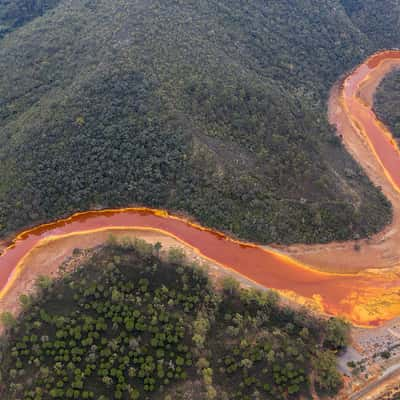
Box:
[374, 70, 400, 139]
[0, 239, 349, 399]
[0, 0, 397, 244]
[0, 0, 61, 37]
[340, 0, 400, 48]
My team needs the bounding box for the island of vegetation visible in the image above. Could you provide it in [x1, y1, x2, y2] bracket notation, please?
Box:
[0, 237, 349, 399]
[374, 69, 400, 139]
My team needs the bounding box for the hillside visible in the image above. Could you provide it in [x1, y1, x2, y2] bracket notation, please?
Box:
[0, 238, 348, 399]
[374, 70, 400, 138]
[0, 0, 61, 37]
[0, 0, 397, 244]
[340, 0, 400, 48]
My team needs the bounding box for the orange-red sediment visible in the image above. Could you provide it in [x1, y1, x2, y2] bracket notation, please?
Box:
[2, 52, 400, 327]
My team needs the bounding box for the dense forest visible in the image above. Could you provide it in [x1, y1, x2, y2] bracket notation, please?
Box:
[0, 238, 349, 399]
[374, 70, 400, 138]
[0, 0, 398, 243]
[0, 0, 61, 37]
[340, 0, 400, 49]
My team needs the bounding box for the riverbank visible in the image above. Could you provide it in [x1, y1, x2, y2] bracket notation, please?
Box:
[282, 51, 400, 273]
[1, 53, 400, 327]
[0, 228, 323, 336]
[1, 225, 400, 400]
[2, 50, 400, 398]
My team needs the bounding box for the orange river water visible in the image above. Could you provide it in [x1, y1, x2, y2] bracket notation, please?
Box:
[2, 51, 400, 327]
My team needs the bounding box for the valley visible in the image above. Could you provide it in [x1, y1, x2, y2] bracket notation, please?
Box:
[3, 52, 400, 329]
[1, 2, 400, 398]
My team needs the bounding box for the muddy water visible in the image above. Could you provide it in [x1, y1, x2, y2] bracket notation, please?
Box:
[343, 50, 400, 192]
[2, 52, 400, 327]
[0, 208, 399, 326]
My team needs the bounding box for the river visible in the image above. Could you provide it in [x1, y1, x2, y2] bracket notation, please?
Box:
[1, 52, 400, 327]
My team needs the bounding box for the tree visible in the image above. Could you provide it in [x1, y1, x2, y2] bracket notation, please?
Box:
[19, 293, 32, 309]
[313, 351, 343, 395]
[154, 241, 162, 257]
[106, 234, 118, 247]
[0, 312, 16, 329]
[35, 275, 52, 291]
[324, 318, 350, 351]
[127, 385, 140, 400]
[192, 313, 210, 350]
[168, 247, 186, 264]
[222, 277, 239, 295]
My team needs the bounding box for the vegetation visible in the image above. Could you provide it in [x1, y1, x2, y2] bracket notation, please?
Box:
[374, 70, 400, 138]
[340, 0, 400, 48]
[0, 0, 395, 244]
[324, 318, 350, 351]
[0, 0, 61, 38]
[0, 238, 349, 399]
